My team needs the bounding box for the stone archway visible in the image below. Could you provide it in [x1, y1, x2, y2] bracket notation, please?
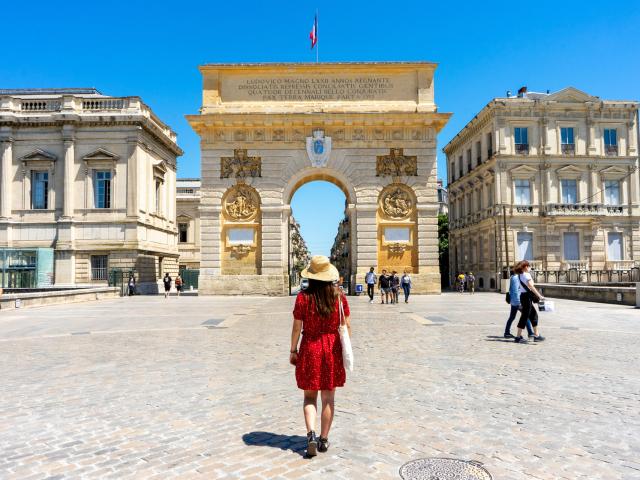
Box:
[187, 62, 450, 295]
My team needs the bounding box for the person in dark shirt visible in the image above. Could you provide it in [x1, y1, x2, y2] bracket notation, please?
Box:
[390, 271, 400, 304]
[162, 273, 172, 299]
[379, 269, 391, 304]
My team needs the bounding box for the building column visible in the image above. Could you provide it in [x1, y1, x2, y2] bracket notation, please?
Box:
[628, 119, 638, 156]
[62, 128, 75, 219]
[354, 204, 377, 282]
[586, 116, 596, 155]
[494, 164, 502, 205]
[589, 165, 599, 203]
[261, 205, 285, 276]
[0, 136, 13, 219]
[346, 203, 357, 289]
[126, 137, 139, 218]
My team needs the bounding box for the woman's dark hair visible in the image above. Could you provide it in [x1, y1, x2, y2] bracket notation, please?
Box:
[306, 279, 339, 317]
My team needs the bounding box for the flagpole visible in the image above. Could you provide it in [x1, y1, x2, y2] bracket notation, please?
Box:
[316, 9, 319, 64]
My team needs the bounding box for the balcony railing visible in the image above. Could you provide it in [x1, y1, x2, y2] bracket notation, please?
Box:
[605, 145, 618, 156]
[515, 143, 529, 154]
[561, 143, 576, 155]
[562, 260, 589, 270]
[20, 100, 62, 112]
[514, 205, 534, 214]
[82, 98, 128, 111]
[1, 95, 177, 143]
[605, 260, 637, 270]
[544, 203, 625, 216]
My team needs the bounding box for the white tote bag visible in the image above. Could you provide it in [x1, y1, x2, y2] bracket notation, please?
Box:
[539, 300, 556, 313]
[338, 296, 354, 372]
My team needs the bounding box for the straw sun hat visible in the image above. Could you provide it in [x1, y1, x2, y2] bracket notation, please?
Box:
[301, 255, 339, 282]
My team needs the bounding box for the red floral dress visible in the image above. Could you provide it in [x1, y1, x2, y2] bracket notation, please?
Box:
[293, 292, 350, 391]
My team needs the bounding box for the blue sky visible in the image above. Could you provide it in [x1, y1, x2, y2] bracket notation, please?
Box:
[3, 0, 639, 256]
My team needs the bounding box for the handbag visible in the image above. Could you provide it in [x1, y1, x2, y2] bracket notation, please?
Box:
[338, 295, 354, 372]
[505, 292, 511, 304]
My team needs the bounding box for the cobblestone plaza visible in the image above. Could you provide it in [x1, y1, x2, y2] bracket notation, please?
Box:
[1, 294, 639, 479]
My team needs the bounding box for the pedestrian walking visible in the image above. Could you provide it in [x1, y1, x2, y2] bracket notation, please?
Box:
[390, 271, 400, 304]
[289, 255, 351, 457]
[127, 274, 136, 296]
[365, 267, 377, 303]
[401, 270, 412, 303]
[162, 273, 172, 299]
[379, 269, 391, 304]
[514, 261, 545, 343]
[175, 274, 183, 297]
[504, 267, 534, 338]
[457, 273, 465, 293]
[467, 272, 475, 294]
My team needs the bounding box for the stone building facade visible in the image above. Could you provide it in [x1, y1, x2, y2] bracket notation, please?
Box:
[445, 87, 639, 290]
[0, 89, 182, 291]
[187, 62, 450, 295]
[176, 178, 201, 270]
[330, 211, 351, 283]
[288, 216, 310, 288]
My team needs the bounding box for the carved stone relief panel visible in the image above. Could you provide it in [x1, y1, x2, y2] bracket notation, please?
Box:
[223, 183, 260, 221]
[376, 148, 418, 177]
[220, 149, 262, 179]
[380, 184, 414, 220]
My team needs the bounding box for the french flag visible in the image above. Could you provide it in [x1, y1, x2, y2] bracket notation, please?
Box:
[309, 14, 317, 49]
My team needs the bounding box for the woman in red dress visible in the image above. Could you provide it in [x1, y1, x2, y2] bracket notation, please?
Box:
[290, 256, 352, 457]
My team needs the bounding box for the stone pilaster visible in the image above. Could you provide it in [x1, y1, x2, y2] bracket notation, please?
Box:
[62, 127, 75, 219]
[261, 205, 285, 276]
[0, 136, 12, 219]
[354, 204, 377, 282]
[126, 137, 139, 218]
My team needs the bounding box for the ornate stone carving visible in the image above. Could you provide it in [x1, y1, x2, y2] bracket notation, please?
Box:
[273, 129, 285, 141]
[220, 149, 261, 179]
[230, 244, 253, 256]
[380, 185, 414, 219]
[387, 242, 409, 254]
[376, 148, 417, 177]
[224, 184, 259, 221]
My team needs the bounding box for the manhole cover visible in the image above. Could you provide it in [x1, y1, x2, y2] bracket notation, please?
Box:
[399, 458, 492, 480]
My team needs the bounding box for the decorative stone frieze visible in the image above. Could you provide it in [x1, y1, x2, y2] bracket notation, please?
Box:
[220, 149, 261, 179]
[376, 148, 417, 177]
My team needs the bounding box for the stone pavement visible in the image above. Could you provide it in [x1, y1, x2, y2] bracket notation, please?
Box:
[0, 293, 639, 479]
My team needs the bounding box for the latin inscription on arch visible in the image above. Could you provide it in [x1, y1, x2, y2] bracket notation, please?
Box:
[221, 72, 417, 102]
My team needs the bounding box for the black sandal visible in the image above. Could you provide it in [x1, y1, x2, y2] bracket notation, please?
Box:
[306, 431, 318, 457]
[318, 437, 329, 453]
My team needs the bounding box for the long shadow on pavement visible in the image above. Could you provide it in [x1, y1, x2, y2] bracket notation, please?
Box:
[242, 431, 308, 458]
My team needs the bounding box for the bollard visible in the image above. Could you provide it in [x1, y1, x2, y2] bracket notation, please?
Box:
[636, 283, 640, 308]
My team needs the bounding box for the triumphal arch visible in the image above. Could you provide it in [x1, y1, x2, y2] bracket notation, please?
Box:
[187, 62, 450, 295]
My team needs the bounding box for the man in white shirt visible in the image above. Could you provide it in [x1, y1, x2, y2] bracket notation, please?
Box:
[365, 267, 377, 304]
